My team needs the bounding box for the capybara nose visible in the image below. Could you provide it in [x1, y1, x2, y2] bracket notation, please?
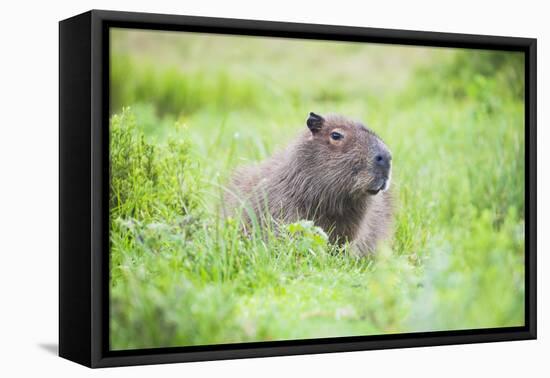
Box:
[375, 152, 391, 170]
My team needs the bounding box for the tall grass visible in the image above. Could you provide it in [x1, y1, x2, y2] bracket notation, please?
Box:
[109, 31, 525, 350]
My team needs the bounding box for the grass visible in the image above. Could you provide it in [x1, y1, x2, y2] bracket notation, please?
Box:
[109, 30, 525, 350]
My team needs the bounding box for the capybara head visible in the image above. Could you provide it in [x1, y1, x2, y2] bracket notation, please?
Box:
[303, 112, 392, 197]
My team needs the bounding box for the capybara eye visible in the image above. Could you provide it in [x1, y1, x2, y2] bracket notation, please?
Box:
[330, 132, 343, 141]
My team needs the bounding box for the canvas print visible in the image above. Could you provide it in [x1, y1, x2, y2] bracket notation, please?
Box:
[109, 28, 525, 350]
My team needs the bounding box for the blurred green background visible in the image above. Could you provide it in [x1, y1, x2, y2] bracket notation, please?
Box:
[109, 28, 525, 350]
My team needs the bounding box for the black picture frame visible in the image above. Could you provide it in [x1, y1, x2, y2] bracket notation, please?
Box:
[59, 9, 537, 368]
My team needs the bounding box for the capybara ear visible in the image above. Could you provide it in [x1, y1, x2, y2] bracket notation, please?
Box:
[307, 112, 325, 133]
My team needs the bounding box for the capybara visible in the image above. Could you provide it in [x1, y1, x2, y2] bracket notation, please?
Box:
[225, 112, 393, 256]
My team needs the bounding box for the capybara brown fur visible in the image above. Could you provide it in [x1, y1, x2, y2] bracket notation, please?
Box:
[225, 112, 393, 256]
